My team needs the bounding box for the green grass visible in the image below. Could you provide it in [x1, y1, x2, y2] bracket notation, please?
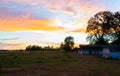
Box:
[0, 51, 120, 76]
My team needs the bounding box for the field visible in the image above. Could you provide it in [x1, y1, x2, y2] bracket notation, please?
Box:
[0, 51, 120, 76]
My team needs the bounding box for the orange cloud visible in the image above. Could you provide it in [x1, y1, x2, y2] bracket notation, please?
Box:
[72, 28, 86, 33]
[0, 19, 64, 32]
[1, 0, 105, 33]
[0, 42, 24, 50]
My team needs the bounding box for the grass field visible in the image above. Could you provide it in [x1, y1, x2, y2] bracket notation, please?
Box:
[0, 50, 120, 76]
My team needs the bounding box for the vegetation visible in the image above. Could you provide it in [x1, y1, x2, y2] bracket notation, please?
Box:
[26, 45, 58, 51]
[26, 45, 42, 51]
[0, 51, 120, 76]
[60, 36, 74, 52]
[86, 11, 120, 45]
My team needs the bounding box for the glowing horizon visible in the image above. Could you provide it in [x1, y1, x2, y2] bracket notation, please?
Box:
[0, 0, 120, 50]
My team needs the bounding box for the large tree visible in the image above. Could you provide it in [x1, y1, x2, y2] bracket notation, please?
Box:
[86, 11, 120, 45]
[61, 36, 74, 52]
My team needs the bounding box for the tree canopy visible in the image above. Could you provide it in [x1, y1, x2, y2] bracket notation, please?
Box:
[61, 36, 74, 52]
[86, 11, 120, 45]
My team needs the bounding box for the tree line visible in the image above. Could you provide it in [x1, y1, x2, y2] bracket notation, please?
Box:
[25, 45, 58, 51]
[25, 36, 76, 52]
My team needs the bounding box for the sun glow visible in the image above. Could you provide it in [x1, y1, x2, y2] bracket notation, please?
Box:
[1, 0, 117, 50]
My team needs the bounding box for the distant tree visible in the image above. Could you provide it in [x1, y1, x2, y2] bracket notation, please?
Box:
[86, 11, 120, 45]
[62, 36, 74, 52]
[43, 46, 53, 51]
[26, 45, 42, 51]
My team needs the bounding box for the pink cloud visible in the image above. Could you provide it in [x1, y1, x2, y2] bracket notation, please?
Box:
[4, 0, 105, 15]
[44, 0, 105, 15]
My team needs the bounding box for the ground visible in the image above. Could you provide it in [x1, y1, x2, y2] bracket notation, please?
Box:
[0, 51, 120, 76]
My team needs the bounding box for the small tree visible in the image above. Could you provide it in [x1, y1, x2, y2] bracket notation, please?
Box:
[61, 36, 74, 52]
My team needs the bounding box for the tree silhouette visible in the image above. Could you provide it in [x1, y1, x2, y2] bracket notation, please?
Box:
[86, 11, 120, 45]
[112, 12, 120, 44]
[26, 45, 42, 51]
[62, 36, 74, 52]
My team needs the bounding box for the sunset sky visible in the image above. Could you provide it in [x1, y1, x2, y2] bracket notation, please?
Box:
[0, 0, 120, 50]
